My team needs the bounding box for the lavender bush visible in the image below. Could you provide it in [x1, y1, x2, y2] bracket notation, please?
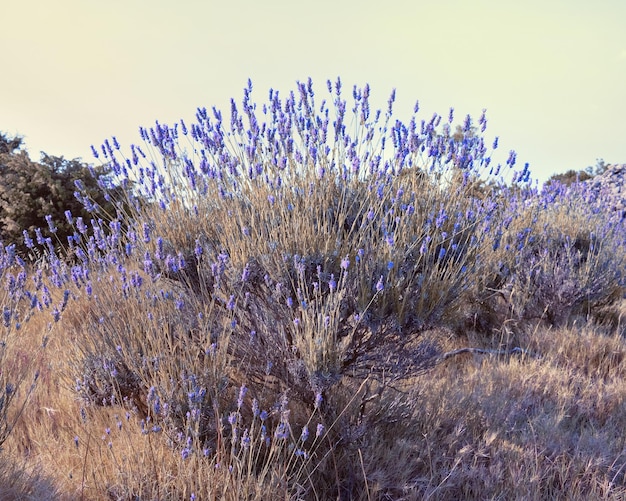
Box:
[0, 242, 41, 449]
[2, 78, 624, 498]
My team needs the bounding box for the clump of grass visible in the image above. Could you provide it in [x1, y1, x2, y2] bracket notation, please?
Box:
[0, 456, 60, 501]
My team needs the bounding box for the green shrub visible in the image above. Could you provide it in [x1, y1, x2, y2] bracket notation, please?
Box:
[0, 132, 123, 257]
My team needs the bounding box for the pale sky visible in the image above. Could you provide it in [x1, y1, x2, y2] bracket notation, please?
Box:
[2, 0, 625, 183]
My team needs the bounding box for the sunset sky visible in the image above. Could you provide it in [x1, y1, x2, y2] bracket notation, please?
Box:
[2, 0, 625, 183]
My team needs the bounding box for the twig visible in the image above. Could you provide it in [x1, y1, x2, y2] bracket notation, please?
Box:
[438, 346, 539, 362]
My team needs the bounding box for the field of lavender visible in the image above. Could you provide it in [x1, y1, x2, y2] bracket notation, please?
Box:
[1, 79, 625, 500]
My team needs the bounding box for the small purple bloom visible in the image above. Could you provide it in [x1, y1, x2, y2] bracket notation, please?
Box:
[23, 230, 34, 249]
[328, 274, 336, 292]
[314, 392, 323, 409]
[375, 275, 384, 292]
[316, 423, 325, 438]
[241, 264, 250, 282]
[76, 217, 87, 234]
[227, 295, 236, 310]
[194, 240, 203, 260]
[2, 308, 10, 328]
[241, 430, 251, 449]
[237, 385, 247, 409]
[142, 222, 151, 243]
[252, 398, 259, 417]
[300, 426, 309, 442]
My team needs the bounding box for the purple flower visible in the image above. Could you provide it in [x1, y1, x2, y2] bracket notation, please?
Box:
[35, 227, 44, 245]
[76, 217, 87, 234]
[300, 426, 309, 442]
[23, 230, 34, 249]
[328, 274, 336, 292]
[237, 384, 247, 409]
[375, 275, 384, 292]
[274, 422, 290, 440]
[194, 240, 203, 260]
[314, 392, 323, 409]
[142, 223, 151, 243]
[227, 295, 236, 310]
[316, 423, 325, 438]
[241, 430, 251, 449]
[155, 237, 163, 259]
[241, 264, 250, 282]
[147, 386, 157, 402]
[340, 256, 350, 270]
[252, 398, 259, 417]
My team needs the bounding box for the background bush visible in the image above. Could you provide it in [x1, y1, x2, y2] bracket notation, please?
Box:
[0, 132, 124, 257]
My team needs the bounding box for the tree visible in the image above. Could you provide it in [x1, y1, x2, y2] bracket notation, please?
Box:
[546, 169, 593, 187]
[0, 132, 123, 256]
[546, 159, 609, 188]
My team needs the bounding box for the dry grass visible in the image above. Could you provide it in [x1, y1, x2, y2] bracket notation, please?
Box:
[1, 299, 626, 499]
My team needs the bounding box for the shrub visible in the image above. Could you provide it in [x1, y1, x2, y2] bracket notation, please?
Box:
[461, 178, 625, 335]
[0, 132, 124, 257]
[54, 78, 530, 497]
[5, 78, 625, 499]
[0, 242, 40, 450]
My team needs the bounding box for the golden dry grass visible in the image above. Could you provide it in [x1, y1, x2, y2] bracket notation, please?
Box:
[1, 297, 625, 499]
